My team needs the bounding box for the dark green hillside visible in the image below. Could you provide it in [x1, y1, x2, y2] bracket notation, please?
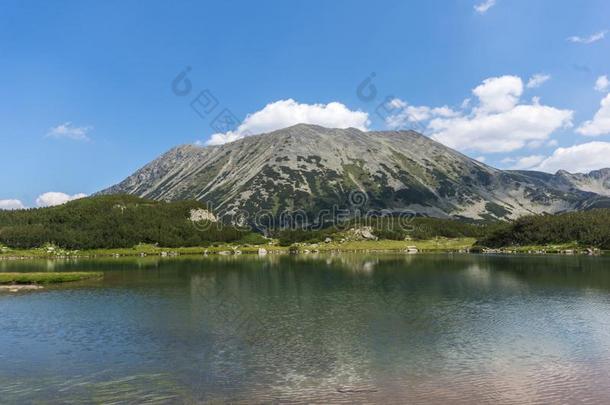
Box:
[478, 209, 610, 249]
[0, 195, 251, 249]
[276, 216, 493, 246]
[3, 195, 610, 251]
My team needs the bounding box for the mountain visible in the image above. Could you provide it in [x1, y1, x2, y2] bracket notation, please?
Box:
[100, 124, 610, 222]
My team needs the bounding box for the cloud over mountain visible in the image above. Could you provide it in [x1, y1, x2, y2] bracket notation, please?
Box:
[577, 94, 610, 136]
[206, 99, 370, 145]
[0, 199, 25, 210]
[385, 75, 573, 153]
[534, 142, 610, 173]
[36, 192, 88, 207]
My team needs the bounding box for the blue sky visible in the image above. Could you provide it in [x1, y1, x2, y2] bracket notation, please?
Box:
[1, 0, 610, 208]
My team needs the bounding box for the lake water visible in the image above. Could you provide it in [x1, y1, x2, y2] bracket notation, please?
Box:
[1, 254, 610, 404]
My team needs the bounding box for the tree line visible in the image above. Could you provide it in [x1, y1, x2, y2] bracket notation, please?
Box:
[0, 195, 254, 249]
[2, 194, 609, 250]
[478, 209, 610, 249]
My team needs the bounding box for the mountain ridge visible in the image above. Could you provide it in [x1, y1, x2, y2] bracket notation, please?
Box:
[100, 124, 610, 221]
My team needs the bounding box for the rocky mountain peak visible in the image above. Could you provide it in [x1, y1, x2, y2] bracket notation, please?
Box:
[99, 125, 610, 221]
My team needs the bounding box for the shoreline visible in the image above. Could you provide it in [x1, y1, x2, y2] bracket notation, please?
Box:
[0, 238, 475, 260]
[1, 238, 607, 260]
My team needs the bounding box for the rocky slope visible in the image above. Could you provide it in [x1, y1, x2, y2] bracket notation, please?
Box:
[100, 124, 610, 221]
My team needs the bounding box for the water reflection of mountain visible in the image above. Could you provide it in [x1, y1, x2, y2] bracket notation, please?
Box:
[3, 254, 610, 403]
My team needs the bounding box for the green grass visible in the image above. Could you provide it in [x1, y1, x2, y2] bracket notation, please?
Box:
[304, 237, 476, 252]
[3, 238, 603, 259]
[0, 272, 103, 285]
[0, 238, 477, 259]
[479, 242, 590, 254]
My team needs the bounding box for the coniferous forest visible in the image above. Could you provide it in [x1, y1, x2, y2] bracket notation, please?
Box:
[0, 195, 252, 249]
[1, 195, 610, 250]
[478, 209, 610, 249]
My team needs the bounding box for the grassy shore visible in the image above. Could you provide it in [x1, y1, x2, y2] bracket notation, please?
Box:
[300, 238, 476, 252]
[1, 238, 605, 260]
[0, 272, 103, 285]
[0, 238, 476, 260]
[476, 243, 604, 255]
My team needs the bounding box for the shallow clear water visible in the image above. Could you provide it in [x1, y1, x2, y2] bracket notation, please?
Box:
[1, 254, 610, 404]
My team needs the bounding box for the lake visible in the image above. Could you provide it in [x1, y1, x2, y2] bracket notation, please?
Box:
[1, 254, 610, 404]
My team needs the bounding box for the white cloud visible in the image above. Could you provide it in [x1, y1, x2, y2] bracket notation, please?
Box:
[427, 76, 572, 153]
[46, 122, 92, 141]
[534, 142, 610, 173]
[594, 75, 609, 92]
[526, 74, 551, 89]
[384, 98, 458, 130]
[432, 105, 460, 118]
[206, 99, 370, 145]
[384, 75, 572, 154]
[473, 75, 523, 114]
[577, 93, 610, 136]
[475, 156, 486, 163]
[0, 199, 25, 210]
[567, 30, 607, 44]
[526, 140, 543, 149]
[474, 0, 496, 14]
[504, 154, 546, 170]
[35, 192, 87, 207]
[429, 106, 572, 153]
[526, 138, 557, 149]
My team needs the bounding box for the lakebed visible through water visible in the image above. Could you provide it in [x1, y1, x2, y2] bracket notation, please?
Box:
[1, 254, 610, 404]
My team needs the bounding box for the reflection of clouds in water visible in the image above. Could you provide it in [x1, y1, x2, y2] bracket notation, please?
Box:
[187, 258, 383, 401]
[266, 351, 377, 403]
[362, 260, 376, 273]
[463, 263, 526, 290]
[4, 254, 610, 404]
[467, 357, 608, 404]
[330, 256, 380, 273]
[317, 254, 415, 274]
[576, 294, 610, 344]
